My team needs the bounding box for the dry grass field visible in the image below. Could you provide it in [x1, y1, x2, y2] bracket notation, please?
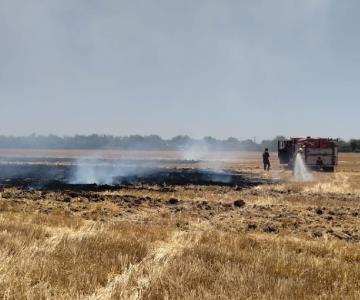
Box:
[0, 151, 359, 299]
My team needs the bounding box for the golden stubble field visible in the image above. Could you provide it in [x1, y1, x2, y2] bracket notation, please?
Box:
[0, 151, 359, 299]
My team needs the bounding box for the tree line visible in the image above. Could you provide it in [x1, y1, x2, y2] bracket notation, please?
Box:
[0, 134, 358, 152]
[338, 139, 360, 152]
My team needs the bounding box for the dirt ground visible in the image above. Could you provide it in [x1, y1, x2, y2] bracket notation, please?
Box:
[0, 151, 359, 299]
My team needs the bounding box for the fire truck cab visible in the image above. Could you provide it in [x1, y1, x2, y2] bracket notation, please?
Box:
[278, 137, 338, 172]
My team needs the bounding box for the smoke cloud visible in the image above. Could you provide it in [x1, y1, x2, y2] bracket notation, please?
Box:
[69, 156, 150, 185]
[69, 145, 240, 185]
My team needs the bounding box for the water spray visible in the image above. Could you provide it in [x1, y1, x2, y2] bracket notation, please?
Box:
[294, 147, 313, 182]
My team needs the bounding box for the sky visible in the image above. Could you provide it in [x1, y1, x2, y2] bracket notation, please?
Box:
[0, 0, 359, 141]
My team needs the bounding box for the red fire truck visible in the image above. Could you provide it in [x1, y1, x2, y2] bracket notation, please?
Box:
[278, 137, 338, 172]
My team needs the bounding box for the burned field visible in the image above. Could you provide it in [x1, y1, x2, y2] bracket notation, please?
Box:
[1, 154, 359, 241]
[0, 160, 273, 190]
[0, 152, 360, 299]
[0, 158, 281, 230]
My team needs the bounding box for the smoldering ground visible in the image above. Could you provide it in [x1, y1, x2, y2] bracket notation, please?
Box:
[0, 156, 275, 191]
[65, 145, 255, 186]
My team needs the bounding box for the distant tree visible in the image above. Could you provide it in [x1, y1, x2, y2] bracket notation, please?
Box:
[145, 135, 167, 150]
[203, 136, 220, 149]
[350, 139, 360, 152]
[203, 136, 217, 144]
[224, 137, 240, 150]
[338, 139, 352, 152]
[0, 134, 357, 152]
[168, 135, 192, 149]
[240, 139, 261, 151]
[260, 136, 286, 151]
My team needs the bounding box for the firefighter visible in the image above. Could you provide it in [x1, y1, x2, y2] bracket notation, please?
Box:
[263, 148, 271, 171]
[316, 156, 324, 170]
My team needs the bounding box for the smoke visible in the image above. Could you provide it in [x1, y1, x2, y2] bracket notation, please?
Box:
[69, 143, 241, 185]
[294, 153, 313, 182]
[70, 161, 114, 185]
[181, 140, 239, 162]
[202, 169, 232, 184]
[181, 140, 210, 161]
[68, 157, 236, 186]
[69, 156, 150, 185]
[179, 140, 241, 184]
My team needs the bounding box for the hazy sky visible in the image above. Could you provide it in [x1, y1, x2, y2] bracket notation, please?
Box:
[0, 0, 359, 140]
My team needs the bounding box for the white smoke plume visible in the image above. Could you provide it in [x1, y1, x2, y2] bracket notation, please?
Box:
[69, 144, 241, 185]
[69, 155, 149, 185]
[181, 140, 210, 161]
[181, 140, 240, 162]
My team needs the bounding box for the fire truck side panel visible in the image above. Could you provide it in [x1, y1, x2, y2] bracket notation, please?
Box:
[305, 148, 336, 166]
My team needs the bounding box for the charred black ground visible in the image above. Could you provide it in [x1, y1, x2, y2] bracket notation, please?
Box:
[0, 158, 276, 191]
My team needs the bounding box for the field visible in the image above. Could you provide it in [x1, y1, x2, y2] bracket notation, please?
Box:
[0, 150, 359, 299]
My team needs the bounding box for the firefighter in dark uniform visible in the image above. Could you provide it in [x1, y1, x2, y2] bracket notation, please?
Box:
[263, 148, 271, 171]
[316, 156, 324, 170]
